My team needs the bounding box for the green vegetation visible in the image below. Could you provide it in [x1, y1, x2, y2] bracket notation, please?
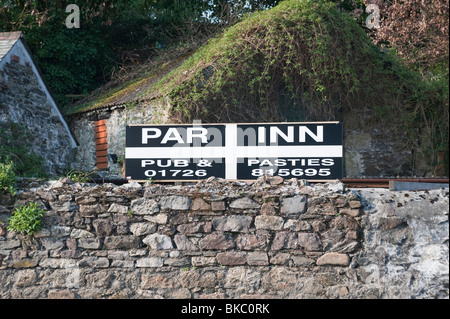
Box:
[0, 123, 47, 179]
[150, 0, 447, 175]
[0, 162, 16, 196]
[64, 169, 97, 183]
[0, 0, 284, 109]
[154, 0, 410, 122]
[7, 202, 45, 236]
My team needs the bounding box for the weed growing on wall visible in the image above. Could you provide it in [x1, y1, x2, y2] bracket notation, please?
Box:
[7, 202, 45, 236]
[64, 169, 97, 183]
[0, 162, 16, 196]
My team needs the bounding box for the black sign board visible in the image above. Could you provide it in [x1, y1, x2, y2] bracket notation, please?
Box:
[125, 122, 343, 181]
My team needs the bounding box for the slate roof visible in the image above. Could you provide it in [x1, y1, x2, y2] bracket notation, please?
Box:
[0, 32, 22, 62]
[67, 49, 195, 115]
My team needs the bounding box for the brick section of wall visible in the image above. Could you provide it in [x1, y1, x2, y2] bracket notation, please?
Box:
[95, 120, 108, 170]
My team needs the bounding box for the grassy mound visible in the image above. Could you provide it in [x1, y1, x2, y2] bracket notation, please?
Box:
[155, 0, 433, 125]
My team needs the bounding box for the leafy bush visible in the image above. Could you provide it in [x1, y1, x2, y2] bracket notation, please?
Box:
[0, 162, 16, 196]
[7, 202, 45, 236]
[26, 26, 117, 108]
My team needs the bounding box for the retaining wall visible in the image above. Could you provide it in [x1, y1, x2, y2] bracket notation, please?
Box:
[0, 177, 448, 299]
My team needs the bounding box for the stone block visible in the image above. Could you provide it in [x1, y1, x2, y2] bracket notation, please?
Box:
[78, 237, 101, 250]
[340, 208, 360, 217]
[199, 233, 235, 250]
[297, 233, 322, 251]
[143, 233, 173, 250]
[191, 198, 211, 211]
[48, 290, 76, 299]
[291, 256, 315, 267]
[13, 269, 37, 287]
[316, 252, 350, 266]
[92, 219, 114, 237]
[79, 204, 105, 217]
[141, 273, 180, 289]
[191, 256, 216, 267]
[104, 236, 140, 250]
[280, 195, 306, 217]
[260, 202, 277, 215]
[41, 237, 65, 251]
[247, 252, 269, 265]
[130, 198, 159, 215]
[130, 222, 157, 236]
[283, 219, 311, 231]
[236, 234, 269, 250]
[255, 215, 284, 231]
[174, 234, 199, 251]
[70, 228, 94, 239]
[177, 222, 212, 234]
[110, 260, 134, 268]
[75, 196, 97, 205]
[229, 197, 260, 210]
[143, 213, 168, 224]
[268, 176, 284, 185]
[136, 257, 163, 268]
[349, 200, 362, 209]
[50, 226, 71, 237]
[159, 196, 191, 211]
[211, 201, 226, 211]
[217, 252, 247, 266]
[212, 216, 253, 232]
[50, 201, 79, 213]
[79, 257, 109, 268]
[269, 253, 290, 265]
[10, 259, 38, 269]
[0, 239, 21, 250]
[107, 203, 129, 214]
[271, 232, 298, 250]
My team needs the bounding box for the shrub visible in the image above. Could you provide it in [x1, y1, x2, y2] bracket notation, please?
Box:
[7, 202, 45, 236]
[0, 162, 16, 196]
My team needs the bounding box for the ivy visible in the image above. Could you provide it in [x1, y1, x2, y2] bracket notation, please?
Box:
[151, 0, 447, 175]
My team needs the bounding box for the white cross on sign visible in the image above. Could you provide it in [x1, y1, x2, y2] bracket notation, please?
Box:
[125, 122, 343, 181]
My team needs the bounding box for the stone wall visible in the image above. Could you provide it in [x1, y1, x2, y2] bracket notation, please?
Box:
[344, 128, 413, 177]
[0, 40, 76, 176]
[0, 177, 448, 299]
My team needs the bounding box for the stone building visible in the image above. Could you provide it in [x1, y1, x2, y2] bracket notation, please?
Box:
[0, 32, 77, 176]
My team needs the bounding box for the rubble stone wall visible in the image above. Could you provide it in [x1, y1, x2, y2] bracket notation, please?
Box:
[0, 178, 448, 299]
